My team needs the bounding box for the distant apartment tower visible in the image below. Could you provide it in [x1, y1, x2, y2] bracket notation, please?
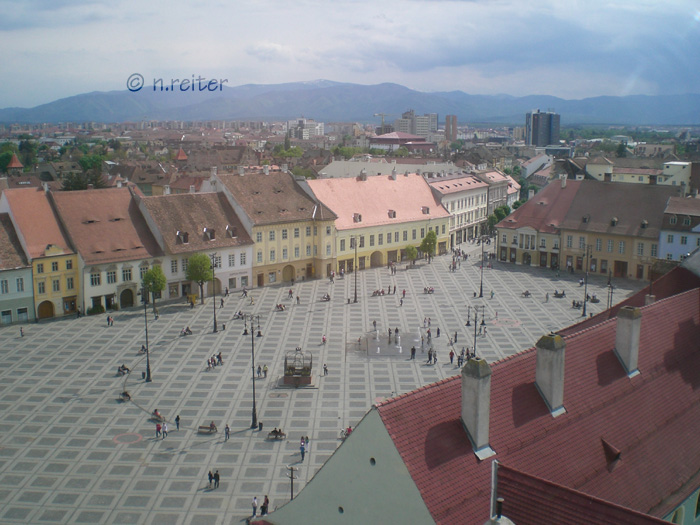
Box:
[445, 115, 457, 142]
[525, 110, 560, 147]
[394, 110, 438, 138]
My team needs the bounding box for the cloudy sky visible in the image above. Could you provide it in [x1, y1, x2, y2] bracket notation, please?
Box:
[1, 0, 699, 108]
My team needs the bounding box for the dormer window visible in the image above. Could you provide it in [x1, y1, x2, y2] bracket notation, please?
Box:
[611, 217, 618, 227]
[177, 230, 189, 244]
[353, 213, 362, 223]
[388, 210, 397, 219]
[669, 216, 677, 225]
[203, 227, 216, 241]
[226, 225, 237, 238]
[421, 206, 430, 215]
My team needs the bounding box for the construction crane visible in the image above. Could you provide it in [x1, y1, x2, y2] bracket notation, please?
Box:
[373, 113, 393, 134]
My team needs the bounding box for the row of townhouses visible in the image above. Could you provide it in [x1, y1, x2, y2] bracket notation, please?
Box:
[0, 166, 513, 324]
[495, 175, 700, 281]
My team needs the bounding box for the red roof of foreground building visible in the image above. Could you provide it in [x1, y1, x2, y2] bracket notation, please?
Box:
[376, 288, 700, 524]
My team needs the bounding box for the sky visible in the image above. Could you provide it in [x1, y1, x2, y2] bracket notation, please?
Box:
[1, 0, 699, 108]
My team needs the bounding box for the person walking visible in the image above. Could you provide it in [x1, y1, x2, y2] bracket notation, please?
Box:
[261, 495, 270, 516]
[162, 422, 168, 439]
[225, 424, 230, 441]
[545, 292, 549, 303]
[175, 415, 180, 430]
[252, 496, 258, 517]
[263, 365, 268, 378]
[249, 295, 254, 305]
[220, 298, 224, 309]
[490, 290, 495, 299]
[214, 470, 220, 489]
[300, 439, 306, 461]
[410, 346, 416, 360]
[373, 320, 377, 331]
[20, 327, 24, 337]
[427, 348, 433, 364]
[296, 295, 300, 305]
[155, 423, 161, 438]
[257, 365, 262, 378]
[402, 289, 406, 298]
[449, 349, 455, 364]
[323, 363, 328, 375]
[208, 471, 213, 488]
[454, 331, 458, 343]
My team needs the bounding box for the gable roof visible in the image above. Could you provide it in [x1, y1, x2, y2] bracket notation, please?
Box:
[7, 153, 23, 169]
[50, 187, 163, 265]
[664, 195, 700, 217]
[496, 179, 582, 234]
[0, 213, 28, 269]
[428, 174, 488, 195]
[308, 173, 450, 230]
[140, 192, 253, 254]
[218, 171, 336, 226]
[376, 288, 700, 524]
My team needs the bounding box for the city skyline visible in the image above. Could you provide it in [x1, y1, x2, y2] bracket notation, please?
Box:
[1, 0, 699, 108]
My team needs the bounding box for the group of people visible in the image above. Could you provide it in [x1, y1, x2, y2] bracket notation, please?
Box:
[299, 435, 310, 461]
[256, 364, 268, 378]
[116, 364, 130, 376]
[251, 495, 270, 517]
[275, 303, 286, 311]
[207, 470, 220, 489]
[321, 293, 331, 301]
[206, 352, 223, 370]
[424, 286, 435, 294]
[180, 326, 193, 336]
[232, 310, 244, 319]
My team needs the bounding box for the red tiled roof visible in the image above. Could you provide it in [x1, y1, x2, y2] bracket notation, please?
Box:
[7, 153, 23, 169]
[496, 464, 668, 525]
[0, 213, 28, 269]
[496, 180, 582, 234]
[175, 147, 188, 161]
[377, 288, 700, 524]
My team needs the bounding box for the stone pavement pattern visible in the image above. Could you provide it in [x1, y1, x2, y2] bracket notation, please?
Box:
[0, 248, 644, 524]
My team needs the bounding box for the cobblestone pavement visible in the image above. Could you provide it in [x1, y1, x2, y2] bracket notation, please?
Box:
[0, 247, 644, 524]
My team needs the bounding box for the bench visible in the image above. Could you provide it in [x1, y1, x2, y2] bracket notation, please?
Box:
[198, 425, 217, 434]
[267, 431, 286, 440]
[553, 292, 566, 298]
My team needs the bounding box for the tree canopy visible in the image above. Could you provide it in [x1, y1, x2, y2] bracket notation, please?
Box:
[142, 265, 166, 313]
[186, 253, 213, 304]
[419, 230, 437, 262]
[405, 245, 418, 265]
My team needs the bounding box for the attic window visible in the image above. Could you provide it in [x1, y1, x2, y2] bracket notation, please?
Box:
[177, 230, 189, 244]
[299, 207, 306, 211]
[421, 206, 430, 215]
[582, 215, 590, 223]
[280, 208, 288, 213]
[641, 220, 648, 229]
[273, 189, 283, 194]
[204, 227, 216, 241]
[110, 217, 123, 222]
[226, 225, 237, 238]
[84, 219, 99, 224]
[388, 210, 397, 219]
[252, 191, 261, 195]
[611, 217, 618, 226]
[669, 216, 677, 225]
[353, 213, 362, 223]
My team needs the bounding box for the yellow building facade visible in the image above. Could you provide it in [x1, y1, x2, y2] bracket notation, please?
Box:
[33, 245, 81, 319]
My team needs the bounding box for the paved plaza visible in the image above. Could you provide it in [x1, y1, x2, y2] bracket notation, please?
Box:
[0, 245, 645, 524]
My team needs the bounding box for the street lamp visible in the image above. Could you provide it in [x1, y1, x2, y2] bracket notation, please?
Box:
[139, 285, 152, 382]
[479, 234, 486, 298]
[210, 253, 218, 333]
[351, 236, 358, 303]
[472, 305, 486, 359]
[465, 305, 471, 326]
[581, 245, 592, 317]
[243, 314, 262, 429]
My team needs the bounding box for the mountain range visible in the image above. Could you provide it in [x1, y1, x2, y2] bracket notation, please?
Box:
[1, 80, 699, 126]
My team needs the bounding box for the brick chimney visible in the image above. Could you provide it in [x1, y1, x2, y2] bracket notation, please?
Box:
[461, 357, 496, 460]
[263, 164, 269, 175]
[614, 306, 642, 377]
[560, 174, 567, 188]
[238, 165, 245, 176]
[535, 333, 566, 417]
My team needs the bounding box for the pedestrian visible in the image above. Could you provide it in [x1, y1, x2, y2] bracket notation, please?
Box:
[421, 335, 424, 349]
[214, 470, 220, 489]
[449, 350, 455, 364]
[296, 295, 300, 305]
[250, 296, 254, 305]
[545, 292, 549, 303]
[106, 315, 110, 327]
[288, 288, 293, 299]
[400, 298, 403, 307]
[484, 327, 488, 336]
[323, 363, 328, 375]
[410, 346, 416, 359]
[257, 365, 262, 378]
[395, 327, 399, 337]
[373, 320, 377, 331]
[427, 349, 432, 364]
[300, 440, 306, 461]
[402, 289, 406, 298]
[428, 317, 431, 327]
[225, 424, 230, 441]
[252, 496, 258, 517]
[436, 327, 440, 338]
[220, 298, 224, 309]
[433, 349, 438, 364]
[263, 365, 268, 377]
[393, 285, 396, 295]
[175, 415, 180, 430]
[162, 422, 168, 439]
[155, 423, 161, 438]
[225, 287, 229, 296]
[208, 470, 213, 488]
[76, 306, 81, 318]
[423, 317, 427, 328]
[454, 331, 458, 343]
[20, 327, 24, 337]
[491, 290, 494, 299]
[261, 495, 270, 516]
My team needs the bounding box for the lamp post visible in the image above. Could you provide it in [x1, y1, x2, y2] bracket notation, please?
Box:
[352, 236, 358, 303]
[140, 286, 152, 382]
[606, 270, 614, 310]
[243, 314, 262, 429]
[210, 254, 218, 333]
[479, 234, 486, 298]
[581, 245, 591, 317]
[472, 305, 485, 359]
[465, 305, 471, 326]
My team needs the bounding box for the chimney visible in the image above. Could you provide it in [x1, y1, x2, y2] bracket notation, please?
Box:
[461, 357, 496, 459]
[189, 185, 195, 193]
[560, 174, 567, 188]
[359, 168, 367, 181]
[263, 164, 269, 175]
[164, 185, 171, 195]
[282, 163, 288, 173]
[390, 167, 397, 180]
[528, 188, 535, 199]
[614, 306, 642, 377]
[238, 165, 245, 176]
[87, 183, 94, 190]
[535, 333, 566, 417]
[210, 166, 217, 178]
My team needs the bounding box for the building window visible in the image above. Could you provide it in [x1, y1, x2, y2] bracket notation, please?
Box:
[269, 231, 275, 241]
[122, 268, 132, 281]
[37, 263, 44, 274]
[52, 279, 60, 292]
[294, 228, 300, 238]
[326, 226, 331, 235]
[228, 254, 236, 267]
[140, 267, 148, 279]
[282, 229, 288, 240]
[618, 241, 625, 254]
[502, 234, 507, 244]
[442, 224, 446, 234]
[66, 277, 74, 290]
[269, 272, 276, 283]
[256, 232, 263, 242]
[270, 250, 275, 262]
[566, 235, 573, 248]
[596, 238, 602, 251]
[607, 240, 613, 253]
[636, 243, 644, 256]
[378, 234, 383, 245]
[600, 260, 608, 273]
[667, 253, 673, 260]
[282, 248, 288, 260]
[369, 235, 375, 247]
[681, 236, 688, 245]
[240, 253, 246, 265]
[683, 217, 691, 226]
[670, 216, 677, 225]
[667, 234, 674, 243]
[340, 239, 346, 251]
[107, 271, 117, 284]
[579, 237, 585, 250]
[171, 259, 178, 274]
[91, 273, 101, 286]
[651, 244, 658, 257]
[52, 261, 59, 272]
[182, 259, 188, 273]
[326, 244, 331, 255]
[387, 232, 392, 244]
[38, 281, 45, 294]
[304, 245, 310, 256]
[314, 226, 318, 235]
[212, 255, 222, 268]
[553, 239, 560, 249]
[403, 231, 408, 241]
[66, 260, 72, 270]
[257, 251, 263, 263]
[540, 238, 546, 248]
[419, 228, 424, 238]
[294, 246, 300, 258]
[306, 226, 311, 236]
[0, 280, 7, 294]
[359, 236, 365, 248]
[16, 278, 23, 292]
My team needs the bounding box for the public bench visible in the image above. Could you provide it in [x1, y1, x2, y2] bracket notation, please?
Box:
[198, 425, 217, 434]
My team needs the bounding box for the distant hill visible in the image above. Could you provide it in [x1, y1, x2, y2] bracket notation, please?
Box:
[1, 80, 699, 126]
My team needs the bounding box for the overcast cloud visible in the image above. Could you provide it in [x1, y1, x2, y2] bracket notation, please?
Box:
[0, 0, 698, 107]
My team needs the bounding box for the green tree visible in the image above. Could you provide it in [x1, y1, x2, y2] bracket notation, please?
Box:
[186, 253, 213, 305]
[0, 151, 13, 173]
[512, 200, 522, 210]
[142, 266, 167, 314]
[616, 142, 627, 157]
[79, 154, 105, 173]
[393, 146, 409, 157]
[419, 230, 437, 263]
[405, 245, 418, 266]
[292, 166, 316, 179]
[494, 207, 507, 222]
[284, 132, 291, 151]
[487, 214, 498, 233]
[18, 140, 37, 168]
